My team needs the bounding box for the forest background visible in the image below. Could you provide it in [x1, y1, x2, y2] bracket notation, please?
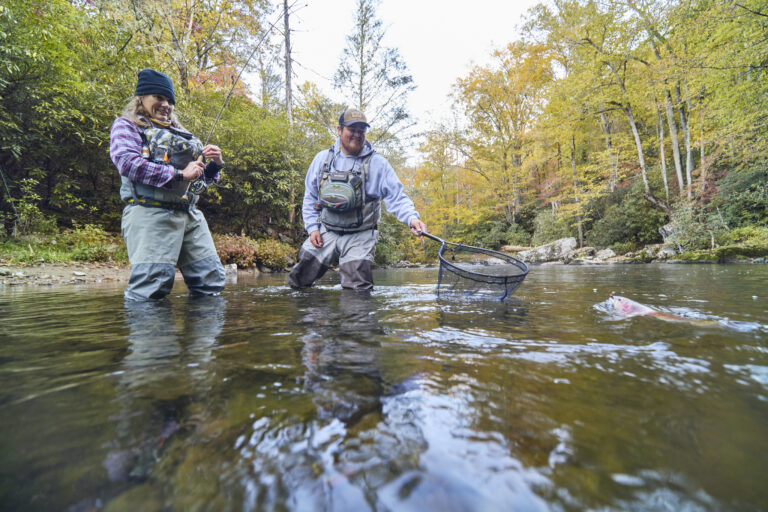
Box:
[1, 0, 767, 270]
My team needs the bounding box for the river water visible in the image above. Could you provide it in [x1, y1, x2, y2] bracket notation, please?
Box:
[0, 264, 766, 511]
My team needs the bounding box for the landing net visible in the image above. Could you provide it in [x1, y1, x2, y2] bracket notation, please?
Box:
[425, 234, 529, 301]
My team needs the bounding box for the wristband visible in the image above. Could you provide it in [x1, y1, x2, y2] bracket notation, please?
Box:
[175, 169, 184, 181]
[204, 161, 223, 180]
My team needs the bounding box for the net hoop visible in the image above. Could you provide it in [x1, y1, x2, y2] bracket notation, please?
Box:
[421, 232, 529, 301]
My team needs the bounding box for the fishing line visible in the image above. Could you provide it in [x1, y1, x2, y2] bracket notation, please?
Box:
[203, 0, 304, 145]
[184, 0, 304, 198]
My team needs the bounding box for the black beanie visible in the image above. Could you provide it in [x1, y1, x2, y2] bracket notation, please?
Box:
[135, 69, 175, 105]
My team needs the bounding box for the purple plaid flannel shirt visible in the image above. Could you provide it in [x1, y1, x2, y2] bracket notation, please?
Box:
[110, 117, 175, 186]
[109, 117, 221, 186]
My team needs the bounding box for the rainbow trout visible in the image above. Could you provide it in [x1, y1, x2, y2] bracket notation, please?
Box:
[606, 294, 693, 323]
[602, 293, 761, 332]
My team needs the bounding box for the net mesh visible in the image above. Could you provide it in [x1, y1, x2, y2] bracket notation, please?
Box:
[435, 242, 529, 301]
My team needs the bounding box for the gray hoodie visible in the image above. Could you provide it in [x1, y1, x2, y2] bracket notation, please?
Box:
[301, 139, 420, 234]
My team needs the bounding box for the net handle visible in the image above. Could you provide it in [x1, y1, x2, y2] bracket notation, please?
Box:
[418, 231, 446, 244]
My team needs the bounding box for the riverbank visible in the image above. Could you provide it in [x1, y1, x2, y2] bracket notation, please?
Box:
[3, 234, 767, 288]
[0, 261, 255, 288]
[0, 262, 133, 287]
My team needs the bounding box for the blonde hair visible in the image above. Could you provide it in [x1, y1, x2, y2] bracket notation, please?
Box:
[120, 96, 185, 130]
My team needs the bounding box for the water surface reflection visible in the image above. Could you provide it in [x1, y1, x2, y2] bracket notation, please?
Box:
[0, 264, 766, 510]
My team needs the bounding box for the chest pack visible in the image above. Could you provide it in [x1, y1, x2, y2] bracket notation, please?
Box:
[140, 123, 203, 170]
[120, 120, 204, 207]
[316, 148, 372, 213]
[315, 147, 380, 232]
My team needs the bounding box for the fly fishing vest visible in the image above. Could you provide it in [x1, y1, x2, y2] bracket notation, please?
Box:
[119, 120, 204, 207]
[316, 147, 380, 233]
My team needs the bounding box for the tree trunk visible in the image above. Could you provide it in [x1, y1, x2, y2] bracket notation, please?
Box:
[624, 104, 650, 193]
[571, 134, 583, 248]
[664, 90, 685, 194]
[599, 111, 618, 192]
[698, 107, 709, 196]
[283, 0, 293, 124]
[501, 149, 514, 223]
[283, 0, 296, 225]
[657, 107, 670, 202]
[675, 84, 693, 199]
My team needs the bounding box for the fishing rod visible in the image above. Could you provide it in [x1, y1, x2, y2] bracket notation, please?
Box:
[184, 1, 302, 198]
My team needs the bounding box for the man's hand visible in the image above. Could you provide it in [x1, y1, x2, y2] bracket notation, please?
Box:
[410, 218, 427, 236]
[309, 230, 324, 248]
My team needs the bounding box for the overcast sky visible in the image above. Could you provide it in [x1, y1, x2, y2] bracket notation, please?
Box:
[284, 0, 542, 127]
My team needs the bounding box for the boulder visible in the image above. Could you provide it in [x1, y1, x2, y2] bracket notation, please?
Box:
[595, 248, 616, 260]
[518, 237, 578, 263]
[573, 246, 596, 257]
[656, 245, 678, 260]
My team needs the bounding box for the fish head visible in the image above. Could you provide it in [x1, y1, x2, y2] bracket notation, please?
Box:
[610, 295, 635, 314]
[607, 295, 656, 317]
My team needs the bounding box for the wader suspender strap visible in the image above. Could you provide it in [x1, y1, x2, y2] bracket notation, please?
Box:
[129, 129, 150, 203]
[319, 146, 335, 190]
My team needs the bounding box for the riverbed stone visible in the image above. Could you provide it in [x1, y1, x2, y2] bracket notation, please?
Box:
[105, 482, 165, 512]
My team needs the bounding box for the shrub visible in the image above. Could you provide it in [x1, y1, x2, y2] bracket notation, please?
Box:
[214, 234, 296, 270]
[586, 180, 667, 248]
[609, 241, 635, 255]
[716, 225, 768, 246]
[715, 166, 768, 227]
[215, 234, 258, 268]
[667, 202, 725, 251]
[59, 224, 126, 262]
[531, 210, 571, 246]
[374, 211, 430, 265]
[59, 223, 110, 246]
[252, 238, 296, 269]
[476, 219, 532, 249]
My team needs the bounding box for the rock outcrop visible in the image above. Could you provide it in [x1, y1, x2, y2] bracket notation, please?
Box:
[517, 237, 578, 263]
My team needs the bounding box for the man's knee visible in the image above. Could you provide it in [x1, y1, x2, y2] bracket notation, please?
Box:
[339, 259, 373, 290]
[289, 251, 329, 288]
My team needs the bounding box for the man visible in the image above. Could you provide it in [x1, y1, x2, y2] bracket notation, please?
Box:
[289, 108, 427, 290]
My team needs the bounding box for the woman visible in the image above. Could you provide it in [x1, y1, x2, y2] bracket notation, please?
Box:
[110, 68, 226, 300]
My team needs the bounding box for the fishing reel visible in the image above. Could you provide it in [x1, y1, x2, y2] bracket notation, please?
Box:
[189, 179, 208, 195]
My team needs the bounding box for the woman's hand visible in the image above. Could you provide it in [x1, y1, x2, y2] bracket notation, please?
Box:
[182, 160, 205, 181]
[202, 145, 224, 167]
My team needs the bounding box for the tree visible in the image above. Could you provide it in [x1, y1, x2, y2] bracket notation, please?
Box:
[114, 0, 270, 91]
[453, 42, 552, 225]
[333, 0, 415, 153]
